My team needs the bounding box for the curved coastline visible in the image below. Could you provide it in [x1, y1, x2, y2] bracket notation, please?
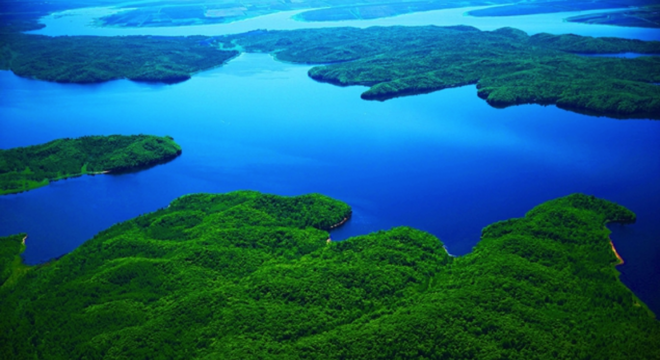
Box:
[610, 238, 624, 265]
[328, 211, 353, 230]
[0, 135, 182, 195]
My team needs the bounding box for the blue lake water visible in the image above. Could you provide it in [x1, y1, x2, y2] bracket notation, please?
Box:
[2, 5, 660, 314]
[1, 53, 659, 313]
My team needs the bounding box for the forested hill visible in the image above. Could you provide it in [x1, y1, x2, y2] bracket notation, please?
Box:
[0, 135, 182, 195]
[0, 34, 238, 83]
[225, 26, 660, 119]
[1, 192, 658, 359]
[3, 26, 658, 118]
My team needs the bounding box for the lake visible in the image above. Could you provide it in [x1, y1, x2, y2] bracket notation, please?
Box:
[28, 5, 660, 40]
[2, 6, 660, 314]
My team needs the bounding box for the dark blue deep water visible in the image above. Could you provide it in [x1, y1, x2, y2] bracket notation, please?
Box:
[1, 53, 659, 313]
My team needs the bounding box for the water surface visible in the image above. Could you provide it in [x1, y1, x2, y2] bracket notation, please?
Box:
[1, 53, 659, 312]
[28, 6, 660, 40]
[579, 52, 660, 58]
[4, 3, 660, 315]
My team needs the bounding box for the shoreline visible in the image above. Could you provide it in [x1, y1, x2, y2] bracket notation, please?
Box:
[610, 237, 624, 265]
[328, 211, 352, 230]
[22, 235, 27, 245]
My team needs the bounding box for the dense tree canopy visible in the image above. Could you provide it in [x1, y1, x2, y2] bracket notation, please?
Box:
[0, 192, 657, 359]
[2, 26, 659, 118]
[224, 26, 660, 119]
[0, 135, 182, 195]
[0, 34, 238, 83]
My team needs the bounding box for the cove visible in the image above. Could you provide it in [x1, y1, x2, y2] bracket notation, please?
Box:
[1, 53, 659, 313]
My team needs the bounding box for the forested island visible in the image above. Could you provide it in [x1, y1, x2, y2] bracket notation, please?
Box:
[2, 27, 659, 118]
[0, 192, 658, 358]
[0, 34, 238, 83]
[0, 135, 182, 195]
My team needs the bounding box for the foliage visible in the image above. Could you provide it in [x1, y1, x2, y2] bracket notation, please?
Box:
[0, 34, 238, 83]
[3, 26, 659, 117]
[0, 0, 119, 33]
[97, 0, 506, 28]
[0, 192, 658, 359]
[0, 135, 182, 195]
[0, 233, 25, 287]
[223, 26, 660, 119]
[566, 5, 660, 29]
[294, 0, 494, 22]
[466, 0, 655, 17]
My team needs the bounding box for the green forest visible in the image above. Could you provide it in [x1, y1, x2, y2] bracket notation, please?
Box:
[224, 26, 660, 118]
[1, 192, 657, 359]
[566, 6, 660, 29]
[0, 135, 182, 195]
[1, 0, 648, 30]
[0, 34, 238, 83]
[466, 0, 655, 18]
[3, 26, 659, 118]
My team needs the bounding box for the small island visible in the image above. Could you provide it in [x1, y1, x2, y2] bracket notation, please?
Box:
[0, 192, 658, 358]
[0, 134, 182, 195]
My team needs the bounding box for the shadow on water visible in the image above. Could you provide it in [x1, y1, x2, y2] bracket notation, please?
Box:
[105, 152, 183, 176]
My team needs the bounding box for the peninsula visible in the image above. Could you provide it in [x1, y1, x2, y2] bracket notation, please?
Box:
[0, 192, 658, 358]
[225, 26, 660, 118]
[0, 135, 182, 195]
[3, 26, 659, 119]
[566, 5, 660, 29]
[0, 34, 238, 84]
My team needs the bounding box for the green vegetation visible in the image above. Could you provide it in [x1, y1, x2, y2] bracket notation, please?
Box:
[97, 0, 297, 28]
[0, 0, 496, 31]
[567, 5, 660, 29]
[0, 0, 120, 33]
[0, 192, 658, 359]
[1, 26, 659, 117]
[97, 0, 507, 27]
[225, 26, 660, 118]
[0, 135, 182, 195]
[467, 0, 654, 17]
[293, 0, 494, 22]
[0, 233, 27, 288]
[0, 34, 238, 83]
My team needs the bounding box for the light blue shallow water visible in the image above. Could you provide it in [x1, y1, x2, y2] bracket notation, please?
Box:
[28, 5, 660, 40]
[1, 53, 659, 312]
[579, 52, 660, 58]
